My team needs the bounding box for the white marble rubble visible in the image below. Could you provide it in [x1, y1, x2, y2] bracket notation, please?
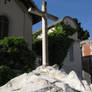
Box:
[0, 65, 92, 92]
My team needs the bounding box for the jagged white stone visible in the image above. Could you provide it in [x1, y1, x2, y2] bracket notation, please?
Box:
[0, 66, 91, 92]
[90, 84, 92, 91]
[82, 80, 92, 92]
[64, 71, 85, 92]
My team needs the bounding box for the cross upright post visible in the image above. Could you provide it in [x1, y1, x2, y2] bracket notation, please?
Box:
[42, 1, 48, 66]
[28, 1, 58, 67]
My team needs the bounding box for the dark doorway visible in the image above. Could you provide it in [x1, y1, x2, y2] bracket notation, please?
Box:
[0, 16, 9, 39]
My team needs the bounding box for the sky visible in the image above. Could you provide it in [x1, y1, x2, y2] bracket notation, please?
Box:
[33, 0, 92, 38]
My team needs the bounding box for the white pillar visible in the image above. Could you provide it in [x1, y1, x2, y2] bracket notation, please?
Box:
[42, 1, 48, 66]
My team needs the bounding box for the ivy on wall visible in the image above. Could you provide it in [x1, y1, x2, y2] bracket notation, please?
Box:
[73, 18, 90, 40]
[32, 22, 76, 68]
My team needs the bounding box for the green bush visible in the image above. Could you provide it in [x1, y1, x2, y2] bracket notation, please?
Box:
[0, 37, 36, 71]
[0, 66, 16, 86]
[48, 34, 73, 67]
[32, 39, 42, 56]
[0, 37, 36, 86]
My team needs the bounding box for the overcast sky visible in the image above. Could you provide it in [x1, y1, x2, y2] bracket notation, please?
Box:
[33, 0, 92, 38]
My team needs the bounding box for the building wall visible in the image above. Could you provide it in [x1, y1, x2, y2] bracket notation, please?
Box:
[37, 28, 82, 78]
[0, 0, 32, 49]
[81, 39, 92, 57]
[62, 33, 82, 78]
[83, 44, 90, 56]
[63, 16, 82, 76]
[80, 40, 92, 82]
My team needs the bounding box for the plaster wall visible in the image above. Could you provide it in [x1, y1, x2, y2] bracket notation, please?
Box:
[0, 0, 32, 49]
[68, 32, 78, 40]
[62, 40, 82, 78]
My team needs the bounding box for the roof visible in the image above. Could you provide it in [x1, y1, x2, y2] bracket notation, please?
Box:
[20, 0, 38, 9]
[33, 16, 77, 34]
[19, 0, 41, 24]
[33, 18, 63, 34]
[80, 39, 92, 45]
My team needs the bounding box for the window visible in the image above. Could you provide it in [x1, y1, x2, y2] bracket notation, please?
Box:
[0, 16, 9, 39]
[69, 44, 73, 61]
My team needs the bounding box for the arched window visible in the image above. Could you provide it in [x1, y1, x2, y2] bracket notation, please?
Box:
[0, 16, 9, 39]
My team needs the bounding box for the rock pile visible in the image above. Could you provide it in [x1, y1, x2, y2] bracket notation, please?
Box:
[0, 66, 92, 92]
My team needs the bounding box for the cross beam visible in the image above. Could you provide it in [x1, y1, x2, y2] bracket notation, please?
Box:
[28, 1, 58, 67]
[28, 8, 58, 21]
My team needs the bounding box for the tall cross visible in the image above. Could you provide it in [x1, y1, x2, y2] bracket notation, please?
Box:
[28, 1, 58, 67]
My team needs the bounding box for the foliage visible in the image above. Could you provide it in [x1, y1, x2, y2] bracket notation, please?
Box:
[48, 34, 73, 67]
[0, 65, 23, 86]
[0, 37, 36, 86]
[73, 18, 90, 40]
[32, 22, 75, 67]
[32, 31, 42, 42]
[0, 66, 16, 86]
[32, 39, 42, 56]
[51, 22, 76, 36]
[0, 37, 35, 71]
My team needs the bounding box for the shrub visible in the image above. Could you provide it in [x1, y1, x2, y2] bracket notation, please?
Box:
[0, 37, 36, 86]
[0, 37, 36, 71]
[0, 66, 16, 86]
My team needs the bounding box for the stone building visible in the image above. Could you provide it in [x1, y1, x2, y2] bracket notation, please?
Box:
[0, 0, 41, 49]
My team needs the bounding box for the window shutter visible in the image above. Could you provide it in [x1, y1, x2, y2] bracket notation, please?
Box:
[69, 44, 74, 61]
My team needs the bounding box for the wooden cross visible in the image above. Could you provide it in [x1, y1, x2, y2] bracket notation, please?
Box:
[28, 1, 58, 67]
